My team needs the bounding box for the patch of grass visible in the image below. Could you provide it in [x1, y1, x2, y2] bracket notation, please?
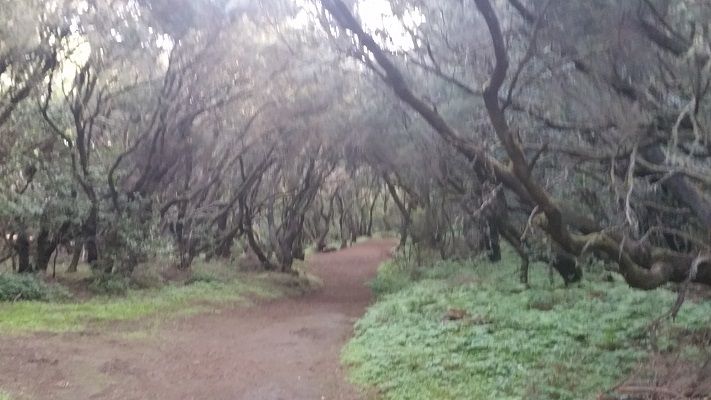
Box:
[190, 259, 237, 281]
[89, 273, 130, 296]
[0, 273, 287, 334]
[343, 249, 711, 400]
[186, 270, 222, 285]
[0, 391, 11, 400]
[367, 260, 412, 298]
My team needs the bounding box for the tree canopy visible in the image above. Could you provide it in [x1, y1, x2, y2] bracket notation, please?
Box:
[0, 0, 709, 292]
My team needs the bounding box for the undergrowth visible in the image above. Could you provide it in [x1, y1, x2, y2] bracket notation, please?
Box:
[0, 273, 289, 334]
[89, 273, 131, 296]
[0, 251, 328, 334]
[344, 249, 711, 400]
[0, 273, 70, 301]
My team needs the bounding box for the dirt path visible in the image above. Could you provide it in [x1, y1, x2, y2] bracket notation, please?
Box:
[0, 239, 394, 400]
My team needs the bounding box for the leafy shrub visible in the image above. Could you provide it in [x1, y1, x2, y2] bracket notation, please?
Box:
[130, 264, 165, 289]
[0, 273, 51, 301]
[344, 251, 711, 400]
[97, 195, 175, 277]
[89, 273, 130, 296]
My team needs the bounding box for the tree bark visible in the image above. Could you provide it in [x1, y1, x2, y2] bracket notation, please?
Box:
[383, 174, 411, 248]
[382, 195, 392, 231]
[366, 191, 380, 237]
[642, 145, 711, 234]
[84, 206, 99, 267]
[335, 192, 348, 249]
[35, 229, 55, 273]
[67, 241, 83, 273]
[245, 227, 274, 270]
[14, 234, 31, 273]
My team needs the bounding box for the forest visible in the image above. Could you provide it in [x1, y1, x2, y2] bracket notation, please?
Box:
[1, 0, 711, 399]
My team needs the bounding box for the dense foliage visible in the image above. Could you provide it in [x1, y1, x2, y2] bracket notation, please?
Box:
[319, 0, 711, 289]
[345, 251, 711, 399]
[0, 274, 54, 301]
[0, 0, 396, 281]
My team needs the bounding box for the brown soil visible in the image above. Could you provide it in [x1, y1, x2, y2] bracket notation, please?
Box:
[613, 347, 711, 399]
[0, 239, 395, 400]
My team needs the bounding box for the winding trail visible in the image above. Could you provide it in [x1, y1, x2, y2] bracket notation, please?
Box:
[0, 239, 394, 400]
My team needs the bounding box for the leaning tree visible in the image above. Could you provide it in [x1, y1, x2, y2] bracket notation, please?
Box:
[317, 0, 711, 289]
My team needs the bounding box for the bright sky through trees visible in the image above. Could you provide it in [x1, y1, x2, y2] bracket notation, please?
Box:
[355, 0, 423, 50]
[290, 0, 423, 50]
